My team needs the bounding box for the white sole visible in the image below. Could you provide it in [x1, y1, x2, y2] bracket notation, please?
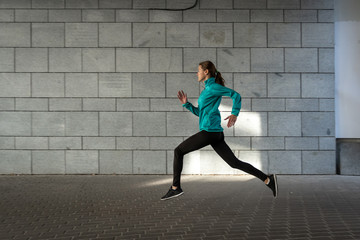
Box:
[161, 191, 184, 201]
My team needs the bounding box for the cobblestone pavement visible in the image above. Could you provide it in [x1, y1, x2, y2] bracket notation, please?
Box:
[1, 175, 360, 240]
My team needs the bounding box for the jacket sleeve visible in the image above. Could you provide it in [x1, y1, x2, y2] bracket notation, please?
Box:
[182, 101, 200, 117]
[211, 84, 242, 116]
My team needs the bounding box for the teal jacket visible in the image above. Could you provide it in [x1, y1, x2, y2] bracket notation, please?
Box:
[182, 77, 242, 132]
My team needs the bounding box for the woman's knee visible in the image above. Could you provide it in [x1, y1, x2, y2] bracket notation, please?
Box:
[174, 146, 182, 157]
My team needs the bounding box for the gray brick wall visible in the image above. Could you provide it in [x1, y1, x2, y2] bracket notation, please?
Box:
[0, 0, 335, 175]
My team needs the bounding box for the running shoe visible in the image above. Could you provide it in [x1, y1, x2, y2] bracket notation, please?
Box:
[267, 174, 278, 198]
[161, 187, 184, 200]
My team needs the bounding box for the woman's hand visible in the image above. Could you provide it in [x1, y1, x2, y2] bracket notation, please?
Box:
[224, 114, 237, 128]
[177, 90, 188, 104]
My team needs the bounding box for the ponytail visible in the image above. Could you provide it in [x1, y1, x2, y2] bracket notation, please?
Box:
[215, 70, 225, 87]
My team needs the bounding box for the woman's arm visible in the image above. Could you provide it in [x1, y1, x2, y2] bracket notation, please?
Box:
[178, 90, 199, 117]
[211, 84, 242, 116]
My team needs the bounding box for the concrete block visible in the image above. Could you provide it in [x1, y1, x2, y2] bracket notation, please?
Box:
[285, 137, 318, 150]
[16, 98, 48, 111]
[269, 112, 301, 136]
[220, 97, 251, 112]
[84, 98, 116, 111]
[200, 23, 233, 47]
[301, 0, 334, 9]
[65, 112, 98, 136]
[132, 73, 165, 97]
[166, 0, 200, 9]
[0, 48, 14, 72]
[269, 151, 301, 174]
[83, 48, 115, 72]
[116, 10, 149, 22]
[251, 10, 283, 22]
[65, 73, 98, 97]
[166, 73, 200, 98]
[0, 10, 14, 22]
[267, 0, 300, 9]
[32, 151, 65, 174]
[302, 112, 335, 136]
[285, 10, 317, 22]
[32, 23, 64, 48]
[49, 48, 81, 72]
[0, 112, 31, 136]
[303, 151, 336, 174]
[133, 23, 165, 47]
[99, 23, 131, 47]
[167, 112, 199, 136]
[319, 137, 335, 150]
[15, 10, 47, 22]
[65, 23, 98, 47]
[82, 10, 115, 22]
[286, 98, 318, 111]
[318, 10, 334, 22]
[217, 48, 250, 72]
[0, 23, 30, 47]
[234, 73, 267, 98]
[302, 23, 334, 47]
[150, 137, 183, 150]
[117, 98, 149, 111]
[117, 137, 150, 150]
[133, 0, 165, 9]
[16, 137, 48, 149]
[65, 150, 99, 174]
[268, 23, 301, 47]
[150, 98, 183, 112]
[100, 112, 132, 136]
[166, 23, 199, 47]
[134, 112, 166, 136]
[234, 112, 267, 136]
[217, 10, 249, 22]
[0, 0, 31, 9]
[15, 48, 48, 72]
[238, 151, 269, 174]
[285, 48, 318, 72]
[251, 48, 284, 72]
[0, 150, 31, 174]
[199, 150, 237, 174]
[200, 0, 232, 9]
[65, 0, 98, 8]
[32, 73, 65, 97]
[100, 0, 132, 8]
[319, 99, 334, 111]
[49, 98, 82, 111]
[49, 10, 81, 22]
[0, 98, 14, 111]
[234, 0, 266, 9]
[252, 137, 284, 150]
[49, 137, 81, 150]
[338, 141, 360, 175]
[234, 23, 266, 47]
[32, 0, 64, 8]
[99, 150, 132, 174]
[220, 136, 251, 150]
[268, 73, 301, 97]
[0, 137, 15, 149]
[252, 99, 285, 111]
[184, 10, 216, 22]
[302, 74, 334, 98]
[150, 48, 182, 72]
[32, 112, 65, 136]
[116, 48, 149, 72]
[83, 137, 116, 149]
[0, 73, 30, 97]
[183, 48, 216, 72]
[133, 150, 166, 174]
[167, 150, 201, 175]
[319, 48, 334, 73]
[150, 10, 182, 22]
[99, 73, 132, 97]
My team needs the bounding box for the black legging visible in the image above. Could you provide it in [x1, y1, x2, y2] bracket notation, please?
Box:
[173, 130, 268, 188]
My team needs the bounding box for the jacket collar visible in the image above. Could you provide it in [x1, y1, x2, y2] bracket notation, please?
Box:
[204, 77, 215, 87]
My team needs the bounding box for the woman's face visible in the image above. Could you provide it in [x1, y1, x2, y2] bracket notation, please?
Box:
[197, 65, 209, 82]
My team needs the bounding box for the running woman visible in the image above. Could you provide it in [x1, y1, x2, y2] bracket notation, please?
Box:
[161, 61, 278, 200]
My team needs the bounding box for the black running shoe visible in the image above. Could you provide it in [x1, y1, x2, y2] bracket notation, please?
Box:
[267, 174, 278, 198]
[161, 187, 184, 200]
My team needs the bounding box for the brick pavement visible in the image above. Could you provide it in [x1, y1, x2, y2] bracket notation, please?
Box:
[0, 175, 360, 240]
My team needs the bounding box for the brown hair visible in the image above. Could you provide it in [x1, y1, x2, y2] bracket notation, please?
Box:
[199, 60, 225, 86]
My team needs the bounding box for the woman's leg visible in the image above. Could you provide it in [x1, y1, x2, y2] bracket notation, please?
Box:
[211, 132, 268, 182]
[173, 131, 216, 188]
